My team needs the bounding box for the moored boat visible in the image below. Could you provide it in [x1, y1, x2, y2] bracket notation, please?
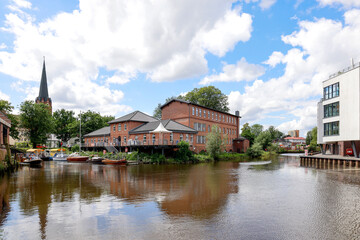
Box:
[87, 156, 104, 164]
[67, 152, 89, 162]
[20, 158, 43, 166]
[53, 153, 69, 161]
[102, 159, 127, 165]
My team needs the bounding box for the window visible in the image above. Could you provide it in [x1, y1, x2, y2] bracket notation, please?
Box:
[190, 135, 193, 143]
[324, 121, 339, 136]
[170, 133, 173, 142]
[186, 134, 189, 141]
[196, 108, 198, 116]
[199, 109, 202, 117]
[124, 136, 127, 143]
[194, 122, 197, 130]
[143, 134, 147, 143]
[216, 113, 218, 120]
[124, 124, 127, 131]
[113, 125, 116, 132]
[223, 127, 226, 134]
[208, 112, 210, 119]
[152, 134, 156, 143]
[204, 110, 206, 118]
[208, 125, 210, 132]
[212, 112, 214, 120]
[91, 139, 93, 143]
[113, 137, 115, 143]
[180, 134, 183, 141]
[324, 102, 339, 118]
[219, 114, 221, 121]
[118, 124, 121, 131]
[324, 82, 339, 100]
[202, 123, 205, 132]
[135, 136, 138, 141]
[192, 107, 195, 115]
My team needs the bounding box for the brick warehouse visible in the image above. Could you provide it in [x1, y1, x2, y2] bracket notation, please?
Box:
[83, 99, 248, 153]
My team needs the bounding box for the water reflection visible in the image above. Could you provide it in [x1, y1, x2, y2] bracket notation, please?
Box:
[0, 156, 360, 239]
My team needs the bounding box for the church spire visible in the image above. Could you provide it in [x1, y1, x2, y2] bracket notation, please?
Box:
[35, 57, 52, 113]
[38, 57, 49, 99]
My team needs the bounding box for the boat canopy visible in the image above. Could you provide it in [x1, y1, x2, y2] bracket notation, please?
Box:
[50, 149, 65, 152]
[26, 149, 44, 153]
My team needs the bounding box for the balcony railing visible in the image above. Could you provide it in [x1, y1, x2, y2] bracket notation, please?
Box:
[83, 139, 193, 148]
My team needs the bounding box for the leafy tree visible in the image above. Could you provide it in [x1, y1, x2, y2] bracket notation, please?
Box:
[251, 124, 263, 138]
[254, 130, 272, 150]
[310, 127, 317, 145]
[246, 142, 263, 158]
[184, 86, 229, 112]
[306, 130, 312, 145]
[69, 110, 115, 140]
[20, 101, 54, 148]
[0, 100, 20, 140]
[53, 109, 76, 143]
[268, 126, 284, 140]
[206, 125, 226, 160]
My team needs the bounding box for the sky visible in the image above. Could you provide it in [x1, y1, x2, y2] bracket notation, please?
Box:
[1, 0, 360, 136]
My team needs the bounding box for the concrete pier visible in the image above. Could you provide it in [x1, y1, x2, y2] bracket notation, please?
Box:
[300, 154, 360, 169]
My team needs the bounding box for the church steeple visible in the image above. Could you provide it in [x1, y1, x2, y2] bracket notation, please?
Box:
[35, 57, 52, 113]
[38, 57, 49, 100]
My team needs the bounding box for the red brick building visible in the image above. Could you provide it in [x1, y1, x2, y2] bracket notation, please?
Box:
[161, 99, 240, 152]
[0, 111, 11, 160]
[83, 99, 242, 153]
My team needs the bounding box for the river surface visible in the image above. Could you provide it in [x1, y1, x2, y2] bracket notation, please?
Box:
[0, 155, 360, 239]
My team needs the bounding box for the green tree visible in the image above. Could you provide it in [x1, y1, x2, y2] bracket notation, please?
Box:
[254, 130, 272, 150]
[69, 110, 115, 140]
[20, 101, 54, 148]
[268, 126, 284, 140]
[0, 100, 19, 140]
[240, 123, 254, 145]
[53, 109, 76, 143]
[184, 86, 229, 112]
[251, 124, 263, 138]
[306, 130, 312, 145]
[175, 141, 193, 163]
[206, 125, 226, 160]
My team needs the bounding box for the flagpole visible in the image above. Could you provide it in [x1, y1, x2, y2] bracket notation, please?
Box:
[79, 110, 82, 152]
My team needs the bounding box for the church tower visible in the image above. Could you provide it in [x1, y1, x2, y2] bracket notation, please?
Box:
[35, 58, 52, 113]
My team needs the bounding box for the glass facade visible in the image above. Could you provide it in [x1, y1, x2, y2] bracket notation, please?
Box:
[324, 102, 339, 118]
[324, 121, 339, 136]
[324, 82, 339, 100]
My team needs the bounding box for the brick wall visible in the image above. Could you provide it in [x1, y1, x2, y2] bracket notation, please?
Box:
[161, 101, 240, 153]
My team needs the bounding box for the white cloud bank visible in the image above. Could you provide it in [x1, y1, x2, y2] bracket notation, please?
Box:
[229, 9, 360, 135]
[0, 0, 253, 115]
[317, 0, 360, 7]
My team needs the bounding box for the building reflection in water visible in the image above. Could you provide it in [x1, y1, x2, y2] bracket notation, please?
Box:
[0, 161, 239, 238]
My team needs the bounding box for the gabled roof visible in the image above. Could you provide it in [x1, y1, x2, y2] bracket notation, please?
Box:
[84, 126, 110, 137]
[108, 111, 158, 124]
[36, 58, 51, 102]
[160, 98, 240, 118]
[129, 119, 197, 134]
[0, 111, 11, 128]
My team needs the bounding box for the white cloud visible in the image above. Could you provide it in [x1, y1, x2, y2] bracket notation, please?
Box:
[244, 0, 277, 10]
[0, 43, 6, 49]
[229, 10, 360, 135]
[0, 91, 10, 101]
[263, 51, 284, 68]
[200, 58, 265, 85]
[317, 0, 360, 8]
[0, 0, 253, 114]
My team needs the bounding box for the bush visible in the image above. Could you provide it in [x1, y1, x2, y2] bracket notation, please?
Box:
[193, 154, 212, 163]
[150, 153, 166, 164]
[71, 144, 80, 152]
[246, 142, 263, 158]
[175, 141, 194, 163]
[218, 152, 248, 162]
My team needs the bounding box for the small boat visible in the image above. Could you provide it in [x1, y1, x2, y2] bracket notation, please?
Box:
[87, 156, 104, 164]
[102, 159, 127, 165]
[20, 157, 43, 166]
[67, 152, 89, 162]
[40, 149, 52, 161]
[53, 153, 69, 161]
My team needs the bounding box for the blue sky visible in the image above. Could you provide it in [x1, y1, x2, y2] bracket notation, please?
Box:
[1, 0, 360, 136]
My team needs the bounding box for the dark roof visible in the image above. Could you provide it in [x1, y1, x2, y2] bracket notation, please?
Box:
[160, 99, 240, 118]
[233, 136, 247, 141]
[129, 119, 197, 134]
[108, 111, 158, 124]
[84, 126, 110, 137]
[36, 58, 51, 102]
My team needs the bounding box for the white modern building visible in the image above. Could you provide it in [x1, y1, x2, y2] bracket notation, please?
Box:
[317, 61, 360, 157]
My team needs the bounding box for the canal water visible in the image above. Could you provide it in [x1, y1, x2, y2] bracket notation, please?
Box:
[0, 154, 360, 239]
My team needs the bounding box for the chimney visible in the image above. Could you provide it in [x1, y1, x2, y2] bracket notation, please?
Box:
[235, 110, 240, 116]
